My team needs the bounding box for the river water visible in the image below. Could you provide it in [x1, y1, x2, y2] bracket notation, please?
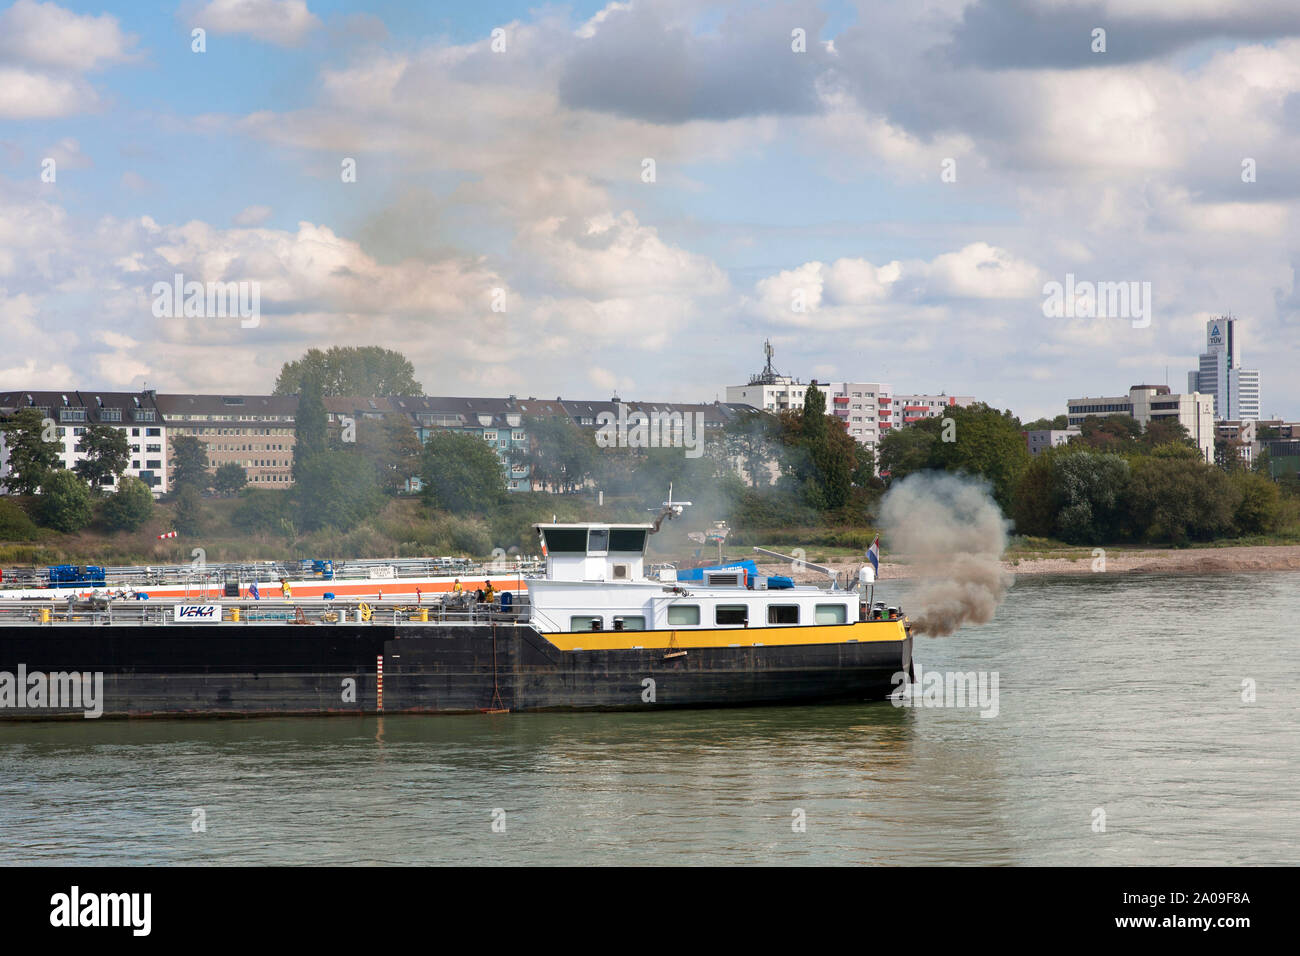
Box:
[1, 572, 1296, 865]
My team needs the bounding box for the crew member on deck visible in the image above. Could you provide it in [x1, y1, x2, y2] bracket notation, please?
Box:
[452, 579, 463, 593]
[280, 578, 292, 600]
[484, 581, 496, 604]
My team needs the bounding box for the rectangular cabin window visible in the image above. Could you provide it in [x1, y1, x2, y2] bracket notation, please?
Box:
[587, 528, 609, 553]
[768, 605, 799, 625]
[609, 529, 647, 552]
[716, 605, 748, 626]
[615, 616, 646, 631]
[666, 605, 700, 626]
[571, 615, 602, 631]
[815, 604, 848, 625]
[543, 529, 588, 553]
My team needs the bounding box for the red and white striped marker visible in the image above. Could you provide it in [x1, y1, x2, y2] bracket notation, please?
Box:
[157, 531, 178, 539]
[376, 654, 384, 712]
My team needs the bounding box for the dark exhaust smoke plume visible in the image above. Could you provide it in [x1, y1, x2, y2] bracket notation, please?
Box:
[879, 472, 1013, 637]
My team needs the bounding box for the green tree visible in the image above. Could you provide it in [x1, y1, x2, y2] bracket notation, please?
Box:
[1077, 414, 1142, 453]
[212, 462, 248, 496]
[721, 408, 778, 488]
[292, 452, 385, 532]
[777, 385, 856, 510]
[1023, 414, 1069, 431]
[1011, 453, 1056, 538]
[0, 498, 39, 541]
[1229, 470, 1282, 535]
[274, 346, 422, 397]
[1141, 417, 1195, 452]
[72, 424, 129, 491]
[876, 418, 939, 480]
[0, 408, 62, 494]
[422, 431, 506, 513]
[172, 484, 205, 535]
[1127, 456, 1238, 544]
[293, 374, 328, 480]
[923, 404, 1030, 512]
[512, 415, 595, 494]
[1048, 451, 1130, 544]
[169, 434, 210, 492]
[39, 470, 93, 533]
[353, 416, 424, 494]
[102, 475, 155, 531]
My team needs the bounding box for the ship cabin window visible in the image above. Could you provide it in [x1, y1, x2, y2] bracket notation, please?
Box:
[543, 529, 588, 553]
[613, 616, 646, 631]
[667, 605, 700, 626]
[715, 605, 748, 626]
[609, 529, 647, 553]
[587, 528, 609, 554]
[571, 615, 602, 631]
[768, 605, 799, 625]
[815, 604, 848, 625]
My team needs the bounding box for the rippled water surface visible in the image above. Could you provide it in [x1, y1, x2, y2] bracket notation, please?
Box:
[2, 572, 1297, 865]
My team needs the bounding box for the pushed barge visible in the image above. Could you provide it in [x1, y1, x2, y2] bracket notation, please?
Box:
[0, 509, 913, 719]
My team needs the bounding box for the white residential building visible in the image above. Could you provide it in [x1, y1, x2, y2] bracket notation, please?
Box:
[0, 389, 169, 495]
[1067, 384, 1215, 462]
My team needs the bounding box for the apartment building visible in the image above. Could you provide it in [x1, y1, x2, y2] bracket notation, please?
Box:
[156, 393, 297, 487]
[0, 389, 168, 495]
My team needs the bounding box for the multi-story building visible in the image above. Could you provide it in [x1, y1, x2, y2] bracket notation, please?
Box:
[1187, 317, 1262, 421]
[156, 394, 297, 488]
[0, 389, 168, 495]
[1067, 385, 1215, 462]
[1024, 427, 1081, 455]
[724, 341, 814, 414]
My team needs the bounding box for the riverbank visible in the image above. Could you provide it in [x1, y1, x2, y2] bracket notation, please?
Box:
[758, 543, 1300, 582]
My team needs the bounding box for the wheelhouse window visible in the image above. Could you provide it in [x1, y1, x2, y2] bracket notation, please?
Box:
[767, 605, 799, 625]
[542, 529, 587, 553]
[716, 605, 748, 626]
[666, 605, 700, 626]
[587, 528, 609, 553]
[815, 604, 848, 625]
[609, 529, 647, 552]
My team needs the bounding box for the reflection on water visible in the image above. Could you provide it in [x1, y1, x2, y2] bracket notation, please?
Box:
[1, 572, 1297, 865]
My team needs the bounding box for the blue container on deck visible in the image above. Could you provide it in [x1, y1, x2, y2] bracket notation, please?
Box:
[766, 575, 795, 589]
[310, 560, 335, 580]
[675, 560, 758, 582]
[47, 565, 107, 587]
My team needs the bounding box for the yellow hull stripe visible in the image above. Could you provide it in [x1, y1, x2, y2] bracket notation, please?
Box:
[543, 620, 909, 651]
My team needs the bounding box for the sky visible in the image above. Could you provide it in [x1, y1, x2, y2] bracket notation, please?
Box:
[1, 0, 1298, 421]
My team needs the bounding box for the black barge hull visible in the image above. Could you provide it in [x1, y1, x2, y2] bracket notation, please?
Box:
[0, 623, 913, 719]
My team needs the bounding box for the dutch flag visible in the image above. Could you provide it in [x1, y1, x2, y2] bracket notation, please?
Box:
[866, 536, 880, 575]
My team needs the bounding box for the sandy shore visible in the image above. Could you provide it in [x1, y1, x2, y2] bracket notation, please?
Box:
[757, 543, 1300, 582]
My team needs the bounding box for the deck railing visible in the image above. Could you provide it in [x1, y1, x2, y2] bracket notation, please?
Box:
[0, 597, 531, 628]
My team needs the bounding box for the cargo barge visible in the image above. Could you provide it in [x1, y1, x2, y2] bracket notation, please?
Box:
[0, 507, 913, 719]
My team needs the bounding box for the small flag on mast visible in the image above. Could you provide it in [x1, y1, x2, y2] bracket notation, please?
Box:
[867, 536, 880, 575]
